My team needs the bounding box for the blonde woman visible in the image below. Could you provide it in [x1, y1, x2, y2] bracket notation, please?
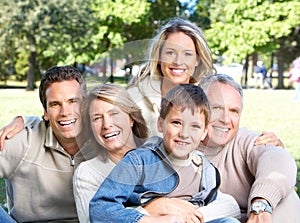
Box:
[73, 83, 148, 223]
[127, 17, 215, 136]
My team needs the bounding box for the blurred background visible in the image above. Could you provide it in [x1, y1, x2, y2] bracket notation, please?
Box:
[0, 0, 299, 90]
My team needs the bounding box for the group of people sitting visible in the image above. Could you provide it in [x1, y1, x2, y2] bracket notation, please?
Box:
[0, 18, 299, 223]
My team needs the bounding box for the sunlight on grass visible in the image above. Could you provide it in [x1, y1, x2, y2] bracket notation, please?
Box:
[241, 89, 300, 159]
[0, 89, 43, 127]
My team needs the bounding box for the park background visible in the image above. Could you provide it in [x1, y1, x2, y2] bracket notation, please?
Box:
[0, 0, 299, 208]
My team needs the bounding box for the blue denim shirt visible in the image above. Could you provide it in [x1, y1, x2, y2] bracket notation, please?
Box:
[90, 136, 219, 223]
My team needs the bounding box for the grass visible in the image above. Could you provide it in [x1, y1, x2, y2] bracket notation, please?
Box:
[0, 81, 299, 209]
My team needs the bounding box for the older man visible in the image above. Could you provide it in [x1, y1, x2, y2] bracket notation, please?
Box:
[198, 74, 299, 223]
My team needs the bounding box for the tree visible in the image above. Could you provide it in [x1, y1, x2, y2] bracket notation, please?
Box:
[0, 0, 94, 90]
[75, 0, 151, 82]
[87, 0, 187, 82]
[202, 0, 300, 88]
[190, 0, 212, 29]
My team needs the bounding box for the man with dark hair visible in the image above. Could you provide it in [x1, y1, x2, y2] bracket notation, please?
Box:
[0, 66, 97, 222]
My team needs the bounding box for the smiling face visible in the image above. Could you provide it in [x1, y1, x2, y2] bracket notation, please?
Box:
[159, 32, 199, 85]
[89, 99, 136, 160]
[158, 106, 207, 160]
[202, 82, 242, 147]
[43, 80, 83, 146]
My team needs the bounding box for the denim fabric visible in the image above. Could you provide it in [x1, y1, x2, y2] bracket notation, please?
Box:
[207, 217, 240, 223]
[0, 206, 17, 223]
[90, 143, 179, 222]
[90, 136, 219, 223]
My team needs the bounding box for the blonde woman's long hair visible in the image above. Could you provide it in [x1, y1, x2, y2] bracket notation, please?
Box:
[129, 17, 215, 86]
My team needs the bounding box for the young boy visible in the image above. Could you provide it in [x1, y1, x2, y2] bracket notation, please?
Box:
[89, 84, 240, 223]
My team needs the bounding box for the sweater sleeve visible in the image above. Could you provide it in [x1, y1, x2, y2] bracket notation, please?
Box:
[246, 142, 297, 212]
[89, 152, 145, 223]
[0, 129, 30, 178]
[23, 116, 42, 129]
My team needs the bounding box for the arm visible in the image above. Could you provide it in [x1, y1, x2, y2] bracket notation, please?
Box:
[0, 116, 41, 150]
[247, 145, 297, 213]
[247, 212, 271, 223]
[246, 198, 272, 223]
[0, 129, 29, 178]
[89, 153, 145, 223]
[255, 131, 285, 148]
[143, 192, 239, 223]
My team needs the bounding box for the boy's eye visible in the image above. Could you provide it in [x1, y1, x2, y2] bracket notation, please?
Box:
[172, 120, 181, 125]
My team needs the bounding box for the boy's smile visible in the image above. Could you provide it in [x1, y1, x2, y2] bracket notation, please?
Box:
[158, 106, 207, 160]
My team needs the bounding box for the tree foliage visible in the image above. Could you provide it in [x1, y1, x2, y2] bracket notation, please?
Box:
[0, 0, 153, 87]
[205, 0, 300, 63]
[201, 0, 300, 88]
[0, 0, 94, 89]
[87, 0, 150, 63]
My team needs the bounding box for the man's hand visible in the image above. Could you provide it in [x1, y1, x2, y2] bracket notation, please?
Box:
[255, 131, 285, 148]
[0, 116, 25, 151]
[143, 197, 204, 223]
[247, 211, 272, 223]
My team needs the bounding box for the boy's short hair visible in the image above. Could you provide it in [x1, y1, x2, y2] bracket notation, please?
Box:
[160, 84, 210, 127]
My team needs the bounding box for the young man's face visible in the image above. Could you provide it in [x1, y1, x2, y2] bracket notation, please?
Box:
[158, 106, 207, 160]
[202, 82, 242, 147]
[43, 80, 83, 146]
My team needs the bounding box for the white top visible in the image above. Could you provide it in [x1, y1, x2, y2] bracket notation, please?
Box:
[127, 75, 163, 137]
[73, 155, 115, 223]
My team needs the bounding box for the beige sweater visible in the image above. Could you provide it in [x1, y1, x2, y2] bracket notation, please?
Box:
[0, 121, 98, 222]
[199, 127, 297, 216]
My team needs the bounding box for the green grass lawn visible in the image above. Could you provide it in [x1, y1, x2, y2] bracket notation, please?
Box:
[0, 85, 299, 209]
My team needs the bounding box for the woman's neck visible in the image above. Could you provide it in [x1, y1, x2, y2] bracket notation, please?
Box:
[161, 78, 177, 97]
[108, 140, 137, 164]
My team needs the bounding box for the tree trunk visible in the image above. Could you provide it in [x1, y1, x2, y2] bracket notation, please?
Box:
[242, 55, 249, 88]
[276, 39, 285, 89]
[26, 51, 36, 90]
[103, 57, 107, 78]
[110, 58, 114, 83]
